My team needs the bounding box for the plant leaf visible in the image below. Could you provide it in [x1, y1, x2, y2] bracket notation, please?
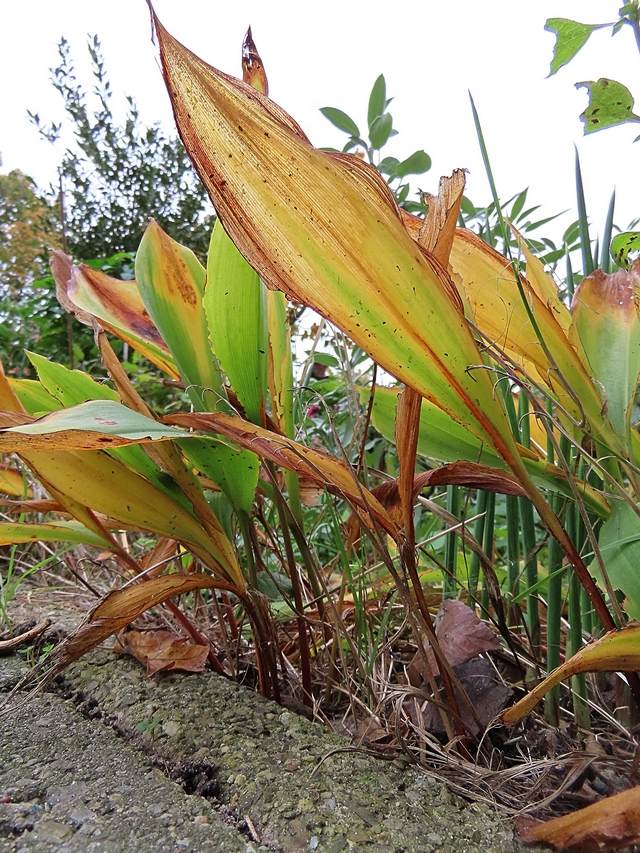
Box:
[242, 26, 268, 95]
[576, 78, 640, 133]
[545, 18, 607, 76]
[597, 501, 640, 620]
[360, 385, 610, 517]
[26, 352, 119, 407]
[147, 8, 527, 475]
[367, 74, 386, 127]
[571, 263, 640, 457]
[395, 150, 431, 178]
[205, 219, 268, 423]
[50, 251, 178, 379]
[8, 379, 61, 415]
[368, 113, 393, 150]
[114, 628, 209, 675]
[519, 786, 640, 851]
[0, 399, 189, 448]
[164, 410, 399, 537]
[0, 520, 113, 548]
[135, 220, 227, 412]
[611, 231, 640, 269]
[319, 107, 360, 137]
[502, 623, 640, 723]
[0, 464, 27, 498]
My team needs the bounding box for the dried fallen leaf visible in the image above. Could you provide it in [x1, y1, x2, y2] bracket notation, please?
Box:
[519, 785, 640, 851]
[114, 628, 208, 675]
[408, 657, 512, 736]
[406, 601, 508, 736]
[408, 599, 501, 681]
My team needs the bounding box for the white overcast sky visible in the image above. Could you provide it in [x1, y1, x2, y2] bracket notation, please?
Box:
[2, 1, 638, 253]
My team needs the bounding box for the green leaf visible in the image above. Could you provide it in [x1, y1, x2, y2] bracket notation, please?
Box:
[571, 266, 640, 458]
[369, 113, 393, 150]
[367, 74, 387, 127]
[509, 188, 529, 222]
[611, 231, 640, 268]
[135, 220, 227, 412]
[319, 107, 360, 137]
[597, 501, 640, 620]
[395, 150, 431, 178]
[205, 219, 268, 424]
[3, 399, 189, 442]
[26, 352, 119, 407]
[312, 353, 339, 368]
[178, 438, 259, 517]
[360, 385, 610, 516]
[8, 379, 61, 415]
[545, 18, 607, 75]
[0, 520, 115, 548]
[576, 78, 640, 133]
[378, 156, 399, 177]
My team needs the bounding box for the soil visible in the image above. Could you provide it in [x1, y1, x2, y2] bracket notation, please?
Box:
[0, 591, 537, 853]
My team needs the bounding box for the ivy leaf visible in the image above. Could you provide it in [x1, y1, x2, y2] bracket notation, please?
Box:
[395, 150, 432, 178]
[576, 78, 640, 133]
[611, 231, 640, 269]
[319, 107, 360, 137]
[545, 18, 608, 75]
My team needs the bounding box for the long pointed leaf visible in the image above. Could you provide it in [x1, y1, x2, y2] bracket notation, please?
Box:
[148, 8, 525, 472]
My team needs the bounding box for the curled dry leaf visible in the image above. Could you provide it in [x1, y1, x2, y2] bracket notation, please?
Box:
[242, 26, 268, 95]
[519, 785, 640, 852]
[408, 599, 501, 681]
[113, 628, 209, 676]
[406, 601, 509, 736]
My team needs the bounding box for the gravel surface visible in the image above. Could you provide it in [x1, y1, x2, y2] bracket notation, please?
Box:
[0, 645, 535, 853]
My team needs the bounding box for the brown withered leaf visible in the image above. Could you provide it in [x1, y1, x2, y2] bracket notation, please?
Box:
[408, 599, 502, 682]
[406, 601, 508, 736]
[407, 657, 512, 736]
[297, 477, 323, 507]
[114, 628, 208, 676]
[373, 462, 526, 530]
[519, 785, 640, 851]
[242, 27, 268, 95]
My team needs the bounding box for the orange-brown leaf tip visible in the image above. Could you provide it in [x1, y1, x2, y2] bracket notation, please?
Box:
[242, 25, 269, 95]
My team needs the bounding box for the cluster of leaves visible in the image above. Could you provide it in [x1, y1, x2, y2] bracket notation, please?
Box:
[546, 2, 640, 137]
[321, 75, 431, 214]
[4, 18, 640, 845]
[28, 36, 215, 260]
[0, 168, 65, 372]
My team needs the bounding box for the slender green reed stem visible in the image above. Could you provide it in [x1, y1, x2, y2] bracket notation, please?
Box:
[481, 492, 496, 613]
[601, 191, 616, 273]
[238, 510, 259, 589]
[506, 495, 521, 626]
[575, 147, 594, 276]
[444, 485, 460, 599]
[567, 496, 590, 730]
[544, 431, 572, 726]
[545, 492, 564, 727]
[566, 248, 575, 298]
[518, 393, 540, 652]
[265, 461, 313, 706]
[468, 489, 488, 602]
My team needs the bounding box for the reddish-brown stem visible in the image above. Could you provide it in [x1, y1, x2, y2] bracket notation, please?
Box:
[220, 591, 239, 640]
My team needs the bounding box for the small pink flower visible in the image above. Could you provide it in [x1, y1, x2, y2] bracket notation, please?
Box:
[307, 404, 321, 418]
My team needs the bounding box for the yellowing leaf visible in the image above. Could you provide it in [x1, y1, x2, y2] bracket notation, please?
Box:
[51, 251, 179, 379]
[148, 8, 526, 475]
[136, 220, 227, 411]
[502, 624, 640, 724]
